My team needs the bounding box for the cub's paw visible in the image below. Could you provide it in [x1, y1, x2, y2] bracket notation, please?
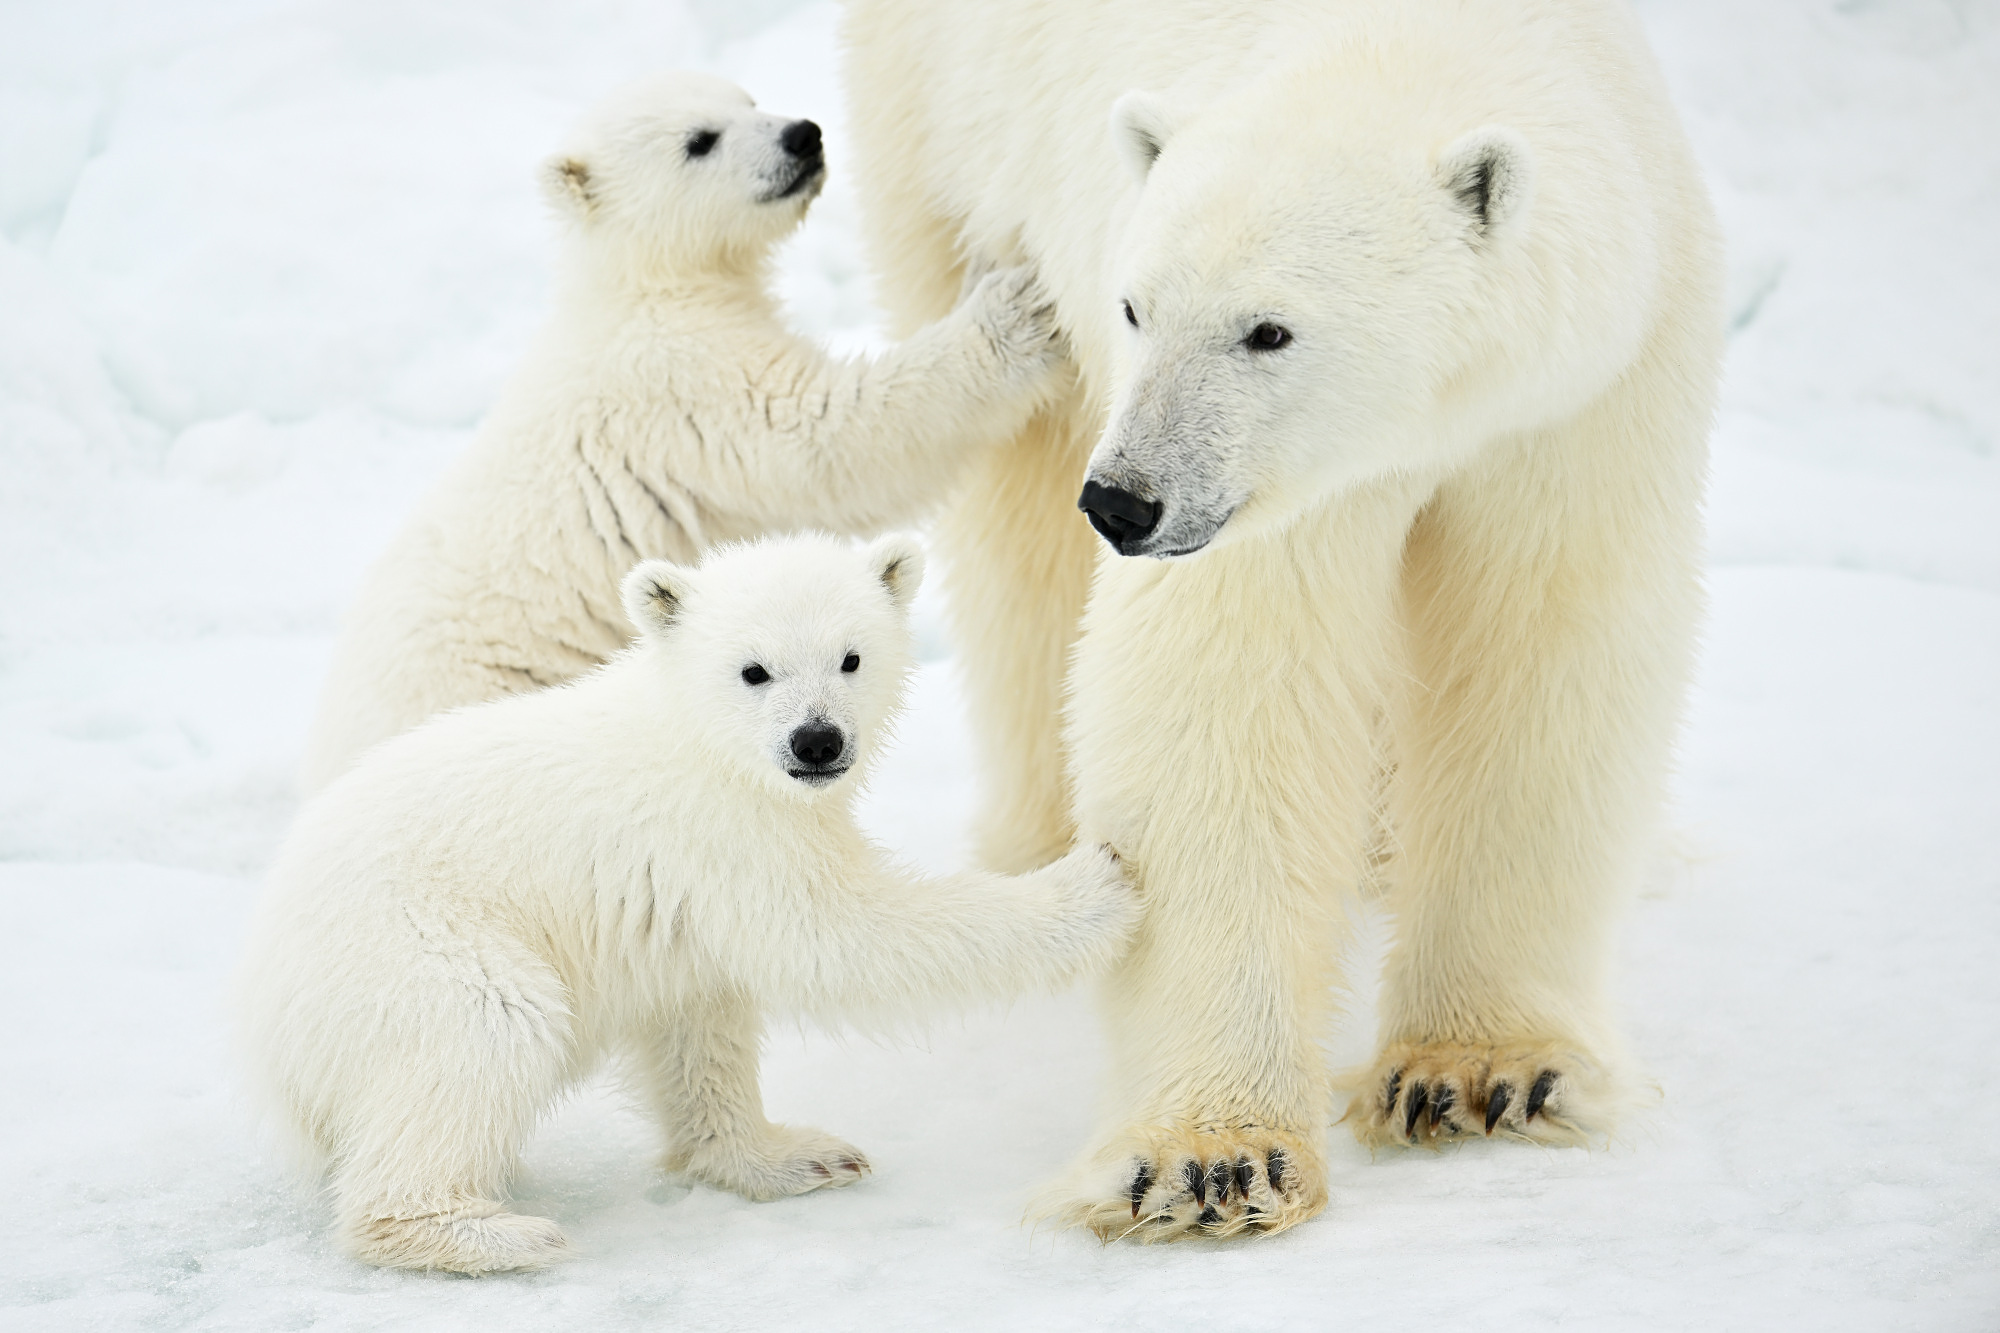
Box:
[348, 1202, 570, 1274]
[673, 1124, 870, 1202]
[1347, 1041, 1607, 1149]
[967, 264, 1064, 372]
[1038, 843, 1141, 970]
[1037, 1122, 1326, 1242]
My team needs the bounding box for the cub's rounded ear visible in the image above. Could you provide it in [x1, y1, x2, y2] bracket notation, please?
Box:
[540, 154, 595, 216]
[1110, 90, 1177, 183]
[1438, 126, 1533, 242]
[866, 533, 926, 611]
[621, 559, 694, 638]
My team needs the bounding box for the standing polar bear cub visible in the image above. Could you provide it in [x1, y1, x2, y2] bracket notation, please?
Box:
[242, 535, 1136, 1273]
[301, 71, 1064, 791]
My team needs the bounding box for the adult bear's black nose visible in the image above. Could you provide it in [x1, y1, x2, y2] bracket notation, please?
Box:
[789, 722, 844, 768]
[780, 119, 823, 160]
[1078, 479, 1162, 552]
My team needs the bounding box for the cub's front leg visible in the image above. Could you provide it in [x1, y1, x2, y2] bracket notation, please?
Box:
[633, 988, 869, 1201]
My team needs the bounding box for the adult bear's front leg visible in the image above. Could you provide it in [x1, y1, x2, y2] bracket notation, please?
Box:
[1038, 870, 1345, 1240]
[1051, 489, 1422, 1240]
[1357, 377, 1708, 1150]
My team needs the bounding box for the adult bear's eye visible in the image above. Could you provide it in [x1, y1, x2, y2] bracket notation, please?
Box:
[686, 129, 720, 158]
[741, 663, 770, 685]
[841, 653, 860, 673]
[1245, 322, 1292, 351]
[1122, 300, 1139, 328]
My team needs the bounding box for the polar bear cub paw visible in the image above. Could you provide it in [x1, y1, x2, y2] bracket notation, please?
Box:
[964, 264, 1065, 377]
[1036, 1122, 1326, 1242]
[347, 1200, 571, 1274]
[670, 1124, 871, 1202]
[1348, 1040, 1612, 1149]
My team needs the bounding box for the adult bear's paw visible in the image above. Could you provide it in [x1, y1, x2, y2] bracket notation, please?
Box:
[1037, 1122, 1327, 1242]
[1347, 1040, 1607, 1149]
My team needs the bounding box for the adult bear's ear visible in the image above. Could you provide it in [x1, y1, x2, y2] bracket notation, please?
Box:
[621, 559, 694, 638]
[1438, 127, 1534, 242]
[540, 153, 595, 217]
[1110, 90, 1177, 182]
[866, 533, 926, 611]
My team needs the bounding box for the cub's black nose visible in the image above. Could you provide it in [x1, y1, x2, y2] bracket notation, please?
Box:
[1078, 479, 1162, 552]
[780, 119, 823, 160]
[789, 723, 844, 767]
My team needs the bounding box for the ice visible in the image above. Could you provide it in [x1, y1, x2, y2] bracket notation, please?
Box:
[2, 0, 1996, 1327]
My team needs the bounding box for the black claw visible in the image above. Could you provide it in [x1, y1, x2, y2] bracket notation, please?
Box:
[1429, 1084, 1455, 1127]
[1266, 1148, 1288, 1193]
[1526, 1069, 1558, 1121]
[1129, 1159, 1155, 1217]
[1484, 1082, 1513, 1134]
[1404, 1082, 1430, 1138]
[1205, 1159, 1232, 1205]
[1183, 1157, 1206, 1206]
[1234, 1157, 1255, 1199]
[1383, 1066, 1404, 1115]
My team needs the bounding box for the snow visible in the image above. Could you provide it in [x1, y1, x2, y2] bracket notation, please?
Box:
[2, 0, 1996, 1327]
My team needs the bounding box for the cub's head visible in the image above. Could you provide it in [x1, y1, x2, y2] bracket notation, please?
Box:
[1080, 63, 1652, 559]
[541, 71, 825, 279]
[620, 533, 924, 799]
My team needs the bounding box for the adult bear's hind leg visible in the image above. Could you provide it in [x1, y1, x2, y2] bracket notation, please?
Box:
[935, 389, 1099, 872]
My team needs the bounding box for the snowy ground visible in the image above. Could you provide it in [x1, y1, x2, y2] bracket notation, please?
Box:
[3, 1, 1997, 1328]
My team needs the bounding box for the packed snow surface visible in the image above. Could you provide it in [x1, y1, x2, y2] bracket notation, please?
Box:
[3, 1, 1996, 1328]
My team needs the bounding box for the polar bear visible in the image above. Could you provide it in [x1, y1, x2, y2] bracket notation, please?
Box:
[843, 0, 1722, 1238]
[299, 71, 1063, 792]
[240, 534, 1137, 1273]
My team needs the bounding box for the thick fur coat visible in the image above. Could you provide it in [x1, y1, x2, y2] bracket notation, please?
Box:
[301, 73, 1062, 791]
[842, 0, 1723, 1238]
[241, 535, 1136, 1272]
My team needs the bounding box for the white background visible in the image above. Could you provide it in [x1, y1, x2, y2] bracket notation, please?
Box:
[2, 1, 1996, 1327]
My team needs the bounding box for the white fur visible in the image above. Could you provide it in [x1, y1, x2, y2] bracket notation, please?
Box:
[300, 71, 1064, 792]
[241, 534, 1137, 1272]
[844, 0, 1723, 1238]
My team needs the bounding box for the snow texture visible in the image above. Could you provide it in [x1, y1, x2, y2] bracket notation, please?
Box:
[2, 0, 1996, 1327]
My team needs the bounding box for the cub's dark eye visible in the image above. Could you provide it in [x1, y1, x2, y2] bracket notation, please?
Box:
[841, 653, 860, 673]
[686, 129, 720, 158]
[1245, 322, 1293, 352]
[1122, 300, 1138, 328]
[741, 663, 769, 685]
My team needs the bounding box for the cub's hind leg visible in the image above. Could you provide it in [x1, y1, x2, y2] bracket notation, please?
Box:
[323, 945, 580, 1272]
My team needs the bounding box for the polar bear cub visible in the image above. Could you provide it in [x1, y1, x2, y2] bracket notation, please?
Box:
[241, 533, 1136, 1273]
[300, 71, 1065, 792]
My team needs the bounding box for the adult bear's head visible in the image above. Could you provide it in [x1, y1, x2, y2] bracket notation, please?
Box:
[1079, 60, 1657, 559]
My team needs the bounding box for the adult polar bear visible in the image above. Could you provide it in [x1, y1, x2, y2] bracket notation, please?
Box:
[843, 0, 1722, 1238]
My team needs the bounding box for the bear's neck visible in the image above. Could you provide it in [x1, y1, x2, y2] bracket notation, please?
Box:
[558, 245, 778, 321]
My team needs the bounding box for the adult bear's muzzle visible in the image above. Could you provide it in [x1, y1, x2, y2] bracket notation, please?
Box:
[1078, 478, 1162, 554]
